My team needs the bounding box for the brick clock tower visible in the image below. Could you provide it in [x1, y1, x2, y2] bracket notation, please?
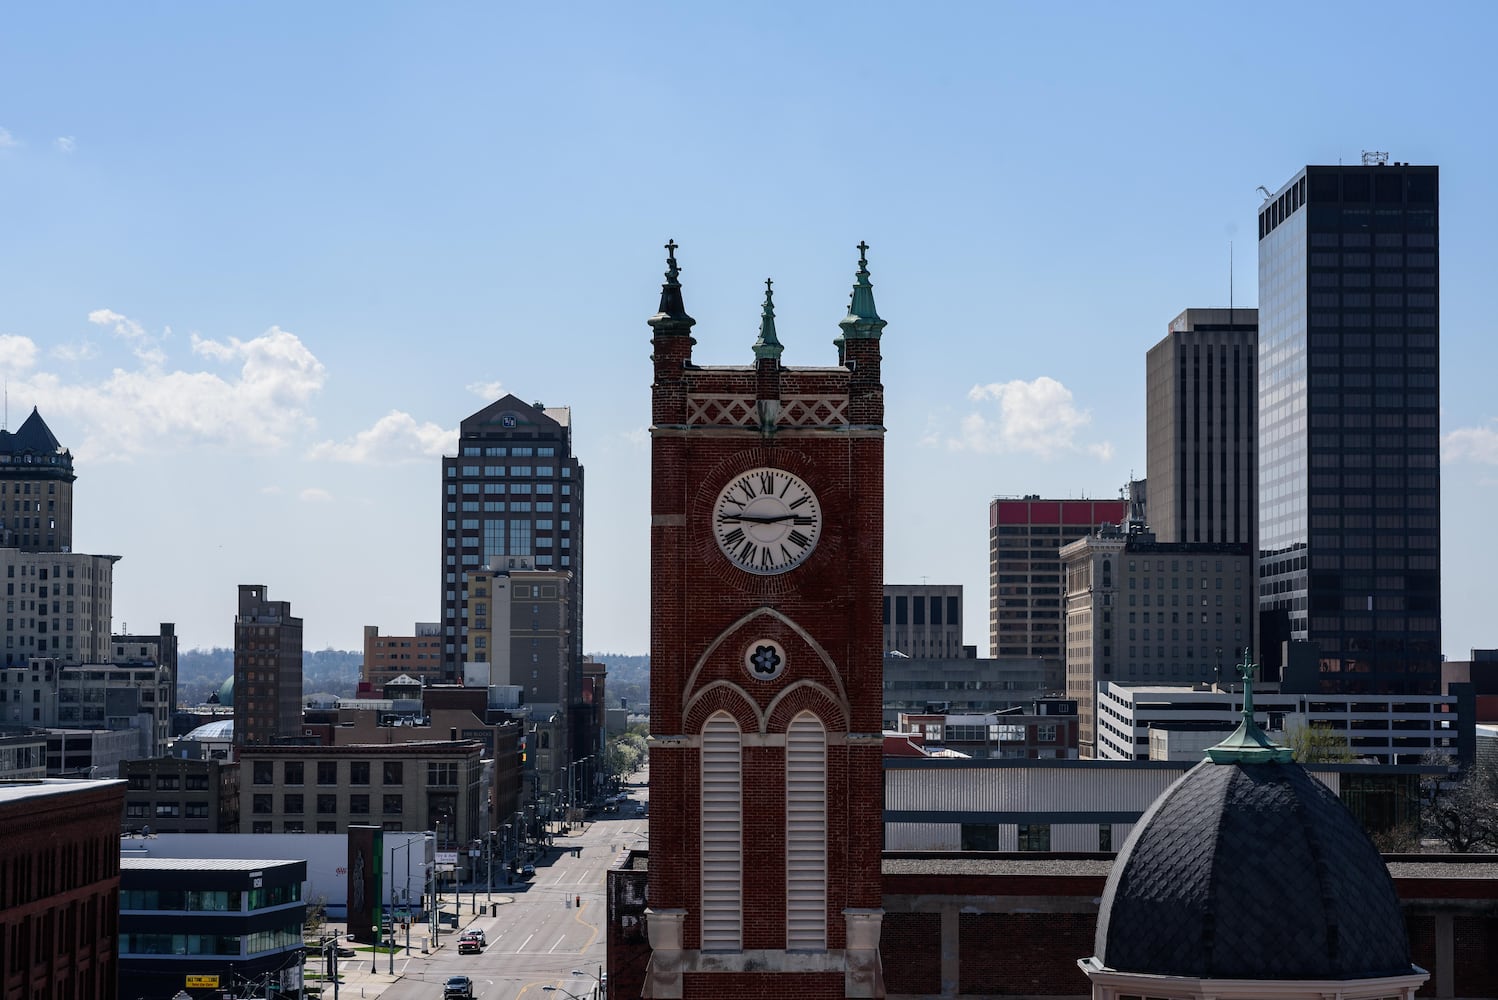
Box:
[644, 242, 888, 999]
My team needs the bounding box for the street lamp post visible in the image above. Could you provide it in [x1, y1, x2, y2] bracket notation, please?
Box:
[486, 829, 496, 903]
[572, 965, 604, 999]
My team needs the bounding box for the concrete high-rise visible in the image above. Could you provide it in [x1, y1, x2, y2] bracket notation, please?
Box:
[0, 407, 74, 552]
[1257, 162, 1440, 693]
[440, 395, 583, 681]
[989, 497, 1127, 660]
[883, 583, 966, 658]
[233, 584, 303, 746]
[1146, 308, 1258, 545]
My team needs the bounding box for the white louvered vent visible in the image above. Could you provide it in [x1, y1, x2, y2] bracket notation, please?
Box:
[785, 711, 827, 949]
[700, 712, 742, 951]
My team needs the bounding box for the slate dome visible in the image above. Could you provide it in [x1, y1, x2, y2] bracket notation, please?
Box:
[1093, 757, 1412, 981]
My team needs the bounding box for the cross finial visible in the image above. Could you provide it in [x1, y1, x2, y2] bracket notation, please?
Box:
[857, 240, 870, 266]
[665, 238, 678, 257]
[765, 277, 773, 293]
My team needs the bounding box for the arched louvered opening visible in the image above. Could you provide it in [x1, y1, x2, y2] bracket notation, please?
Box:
[785, 711, 827, 950]
[700, 711, 742, 951]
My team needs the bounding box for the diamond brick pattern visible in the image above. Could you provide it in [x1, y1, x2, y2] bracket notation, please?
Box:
[1094, 759, 1412, 980]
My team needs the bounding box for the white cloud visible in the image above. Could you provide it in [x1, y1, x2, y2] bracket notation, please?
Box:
[950, 376, 1112, 460]
[1443, 421, 1498, 465]
[300, 488, 333, 503]
[0, 335, 39, 372]
[466, 379, 504, 400]
[88, 308, 167, 366]
[50, 341, 98, 363]
[308, 410, 456, 464]
[624, 427, 649, 450]
[18, 319, 327, 460]
[0, 127, 16, 149]
[55, 136, 75, 153]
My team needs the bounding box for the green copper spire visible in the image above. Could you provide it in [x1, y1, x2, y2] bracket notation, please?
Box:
[647, 238, 697, 335]
[837, 240, 887, 342]
[753, 277, 783, 360]
[1206, 648, 1294, 764]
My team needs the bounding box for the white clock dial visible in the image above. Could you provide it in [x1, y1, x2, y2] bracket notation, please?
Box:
[712, 467, 822, 575]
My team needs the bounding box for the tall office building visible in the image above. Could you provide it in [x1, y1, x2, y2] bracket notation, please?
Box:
[232, 584, 303, 746]
[990, 497, 1127, 660]
[0, 407, 75, 552]
[1257, 161, 1440, 693]
[440, 395, 583, 681]
[1146, 308, 1258, 545]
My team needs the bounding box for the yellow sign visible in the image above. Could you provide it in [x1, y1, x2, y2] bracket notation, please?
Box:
[185, 975, 220, 988]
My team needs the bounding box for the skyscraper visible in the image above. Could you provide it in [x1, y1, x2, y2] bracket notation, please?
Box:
[1257, 161, 1440, 693]
[1146, 308, 1258, 545]
[989, 497, 1127, 660]
[440, 395, 584, 681]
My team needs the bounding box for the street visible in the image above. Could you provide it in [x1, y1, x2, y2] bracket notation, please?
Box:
[335, 774, 646, 1000]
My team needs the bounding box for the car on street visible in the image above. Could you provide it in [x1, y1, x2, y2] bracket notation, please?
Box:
[458, 933, 482, 955]
[635, 803, 646, 816]
[520, 863, 536, 878]
[444, 974, 474, 999]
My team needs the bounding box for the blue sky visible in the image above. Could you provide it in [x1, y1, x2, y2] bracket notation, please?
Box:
[2, 2, 1495, 658]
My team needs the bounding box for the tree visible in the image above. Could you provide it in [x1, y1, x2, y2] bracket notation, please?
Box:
[1422, 757, 1498, 853]
[1286, 721, 1355, 763]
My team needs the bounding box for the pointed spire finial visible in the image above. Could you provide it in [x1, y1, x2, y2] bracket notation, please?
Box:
[1206, 648, 1294, 764]
[753, 277, 783, 360]
[838, 240, 887, 344]
[648, 238, 696, 336]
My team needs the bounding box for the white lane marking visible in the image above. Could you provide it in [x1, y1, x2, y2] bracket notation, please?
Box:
[549, 936, 566, 953]
[518, 933, 534, 951]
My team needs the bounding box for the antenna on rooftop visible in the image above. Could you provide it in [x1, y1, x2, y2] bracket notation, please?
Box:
[1361, 151, 1390, 166]
[1229, 241, 1234, 327]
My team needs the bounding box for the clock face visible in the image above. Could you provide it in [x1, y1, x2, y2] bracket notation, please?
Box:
[712, 467, 822, 575]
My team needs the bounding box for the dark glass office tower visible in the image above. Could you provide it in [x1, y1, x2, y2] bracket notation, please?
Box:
[1257, 162, 1439, 694]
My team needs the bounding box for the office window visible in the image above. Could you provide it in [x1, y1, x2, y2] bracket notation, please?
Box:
[350, 794, 370, 815]
[318, 761, 338, 785]
[317, 794, 337, 815]
[383, 762, 403, 784]
[253, 761, 273, 785]
[284, 761, 303, 785]
[351, 762, 370, 785]
[284, 794, 303, 814]
[383, 795, 403, 815]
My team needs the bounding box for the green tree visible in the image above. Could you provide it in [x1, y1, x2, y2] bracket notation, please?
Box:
[1286, 721, 1355, 763]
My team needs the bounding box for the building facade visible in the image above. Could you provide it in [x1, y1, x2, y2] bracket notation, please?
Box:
[0, 778, 123, 1000]
[362, 622, 443, 689]
[1257, 161, 1440, 692]
[232, 584, 303, 747]
[237, 741, 484, 847]
[440, 394, 584, 681]
[989, 497, 1127, 661]
[1145, 308, 1258, 545]
[1094, 681, 1463, 764]
[644, 244, 888, 996]
[0, 550, 117, 668]
[881, 653, 1055, 726]
[118, 857, 306, 1000]
[0, 407, 75, 553]
[120, 756, 241, 834]
[883, 584, 966, 658]
[1062, 526, 1254, 757]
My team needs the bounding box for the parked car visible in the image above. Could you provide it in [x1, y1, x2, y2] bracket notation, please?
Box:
[520, 863, 536, 878]
[444, 975, 474, 999]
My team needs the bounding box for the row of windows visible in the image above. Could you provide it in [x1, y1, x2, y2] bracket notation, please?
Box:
[252, 793, 403, 815]
[459, 446, 556, 457]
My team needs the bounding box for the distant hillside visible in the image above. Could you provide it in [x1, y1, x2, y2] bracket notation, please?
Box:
[176, 648, 648, 710]
[177, 648, 362, 704]
[590, 653, 649, 712]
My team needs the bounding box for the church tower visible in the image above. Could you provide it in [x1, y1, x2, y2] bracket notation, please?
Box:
[644, 243, 889, 998]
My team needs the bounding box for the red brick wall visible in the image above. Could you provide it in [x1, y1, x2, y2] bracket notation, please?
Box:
[880, 912, 941, 996]
[683, 971, 845, 999]
[958, 913, 1094, 996]
[650, 283, 885, 987]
